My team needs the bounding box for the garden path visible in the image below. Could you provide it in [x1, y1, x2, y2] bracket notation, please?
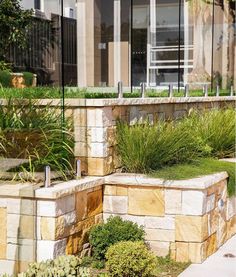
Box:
[179, 235, 236, 277]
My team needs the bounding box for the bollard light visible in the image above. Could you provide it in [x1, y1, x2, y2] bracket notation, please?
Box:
[141, 82, 146, 98]
[76, 159, 81, 179]
[44, 165, 51, 188]
[184, 84, 189, 97]
[230, 86, 234, 96]
[169, 84, 173, 98]
[204, 84, 208, 97]
[118, 81, 123, 98]
[216, 85, 220, 97]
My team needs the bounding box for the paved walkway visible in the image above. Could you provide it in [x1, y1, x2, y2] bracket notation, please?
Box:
[179, 235, 236, 277]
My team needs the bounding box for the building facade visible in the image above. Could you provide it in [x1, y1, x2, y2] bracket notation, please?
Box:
[77, 0, 235, 90]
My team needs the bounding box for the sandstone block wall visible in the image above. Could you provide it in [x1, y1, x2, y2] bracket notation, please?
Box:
[103, 173, 236, 263]
[71, 97, 235, 176]
[0, 177, 103, 275]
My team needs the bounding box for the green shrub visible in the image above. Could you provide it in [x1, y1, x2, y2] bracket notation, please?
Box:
[106, 241, 157, 277]
[89, 216, 145, 260]
[0, 70, 12, 87]
[22, 72, 34, 86]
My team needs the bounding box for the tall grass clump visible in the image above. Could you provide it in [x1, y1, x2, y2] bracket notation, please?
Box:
[117, 120, 201, 173]
[0, 98, 74, 177]
[116, 108, 235, 173]
[182, 108, 235, 158]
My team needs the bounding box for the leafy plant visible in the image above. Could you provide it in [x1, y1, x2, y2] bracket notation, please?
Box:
[89, 216, 145, 260]
[0, 70, 12, 87]
[19, 255, 82, 277]
[106, 241, 157, 277]
[0, 61, 12, 71]
[22, 72, 34, 87]
[0, 0, 33, 62]
[0, 98, 74, 178]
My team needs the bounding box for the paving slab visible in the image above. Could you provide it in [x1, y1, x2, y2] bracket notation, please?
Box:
[0, 158, 28, 171]
[179, 235, 236, 277]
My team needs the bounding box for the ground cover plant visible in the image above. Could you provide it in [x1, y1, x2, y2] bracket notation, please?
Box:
[0, 87, 233, 99]
[117, 108, 235, 194]
[0, 98, 74, 178]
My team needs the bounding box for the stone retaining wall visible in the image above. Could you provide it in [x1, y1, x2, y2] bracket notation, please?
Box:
[0, 172, 235, 275]
[0, 97, 235, 176]
[104, 173, 236, 263]
[0, 177, 103, 275]
[69, 97, 235, 176]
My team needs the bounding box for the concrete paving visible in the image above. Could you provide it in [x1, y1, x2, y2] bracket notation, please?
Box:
[179, 235, 236, 277]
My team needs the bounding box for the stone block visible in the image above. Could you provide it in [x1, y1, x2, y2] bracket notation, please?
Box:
[87, 127, 107, 143]
[145, 229, 175, 242]
[0, 243, 6, 259]
[37, 195, 75, 217]
[0, 198, 7, 208]
[73, 108, 87, 127]
[116, 186, 128, 196]
[206, 194, 216, 213]
[175, 215, 208, 242]
[87, 107, 113, 127]
[76, 190, 87, 221]
[7, 242, 35, 262]
[226, 197, 236, 220]
[0, 208, 7, 244]
[66, 232, 82, 255]
[128, 188, 164, 216]
[217, 214, 227, 247]
[87, 189, 103, 217]
[74, 126, 87, 142]
[206, 233, 217, 257]
[145, 216, 175, 230]
[182, 190, 206, 215]
[0, 260, 17, 275]
[175, 242, 189, 262]
[7, 214, 34, 239]
[88, 142, 108, 158]
[208, 208, 219, 235]
[120, 214, 145, 227]
[227, 215, 236, 240]
[37, 239, 67, 262]
[40, 217, 56, 240]
[165, 189, 182, 214]
[148, 241, 170, 257]
[74, 142, 87, 157]
[170, 242, 176, 260]
[104, 185, 117, 195]
[188, 242, 206, 263]
[103, 196, 128, 214]
[87, 157, 113, 176]
[7, 199, 35, 215]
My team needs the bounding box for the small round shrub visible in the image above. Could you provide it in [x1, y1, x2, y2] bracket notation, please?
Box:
[106, 241, 157, 277]
[0, 70, 12, 87]
[89, 216, 145, 260]
[22, 72, 34, 86]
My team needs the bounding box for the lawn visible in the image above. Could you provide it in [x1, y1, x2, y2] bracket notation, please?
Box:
[0, 87, 233, 99]
[150, 158, 235, 196]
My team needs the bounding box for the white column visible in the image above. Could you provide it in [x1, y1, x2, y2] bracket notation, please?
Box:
[114, 0, 121, 87]
[77, 0, 87, 87]
[149, 0, 157, 86]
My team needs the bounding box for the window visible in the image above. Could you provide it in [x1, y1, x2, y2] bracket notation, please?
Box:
[34, 0, 41, 10]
